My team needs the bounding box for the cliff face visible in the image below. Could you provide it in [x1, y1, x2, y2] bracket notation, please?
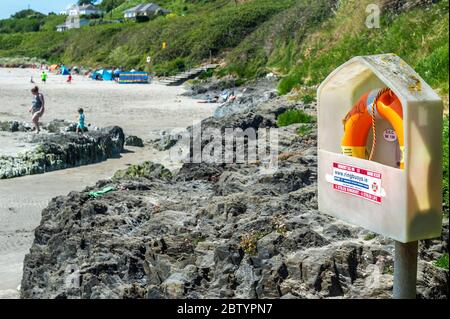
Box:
[0, 126, 125, 179]
[20, 94, 448, 299]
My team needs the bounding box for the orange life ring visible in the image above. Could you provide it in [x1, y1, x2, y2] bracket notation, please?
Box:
[341, 88, 404, 169]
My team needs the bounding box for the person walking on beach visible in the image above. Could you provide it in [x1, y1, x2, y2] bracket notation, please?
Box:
[76, 108, 85, 134]
[67, 74, 72, 84]
[29, 86, 45, 134]
[41, 71, 47, 84]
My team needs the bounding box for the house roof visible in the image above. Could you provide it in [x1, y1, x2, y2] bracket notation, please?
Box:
[67, 4, 101, 11]
[124, 3, 169, 14]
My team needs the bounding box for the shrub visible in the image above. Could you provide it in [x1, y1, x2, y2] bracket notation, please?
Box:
[113, 161, 172, 180]
[300, 93, 316, 104]
[297, 124, 313, 137]
[239, 231, 269, 256]
[363, 233, 377, 241]
[277, 109, 314, 127]
[435, 253, 449, 269]
[198, 68, 214, 79]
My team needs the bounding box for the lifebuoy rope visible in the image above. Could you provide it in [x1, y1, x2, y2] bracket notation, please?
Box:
[368, 87, 391, 161]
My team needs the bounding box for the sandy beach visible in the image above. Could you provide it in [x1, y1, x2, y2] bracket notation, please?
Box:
[0, 68, 214, 137]
[0, 68, 216, 298]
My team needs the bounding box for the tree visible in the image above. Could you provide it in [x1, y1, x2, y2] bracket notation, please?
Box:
[78, 0, 95, 5]
[11, 9, 44, 19]
[98, 0, 126, 12]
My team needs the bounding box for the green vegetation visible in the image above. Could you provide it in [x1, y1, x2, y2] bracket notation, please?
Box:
[198, 68, 214, 79]
[0, 56, 46, 67]
[434, 253, 449, 270]
[297, 125, 313, 137]
[273, 0, 449, 95]
[0, 0, 297, 74]
[443, 116, 449, 217]
[224, 0, 335, 80]
[78, 0, 96, 5]
[271, 215, 287, 235]
[277, 109, 314, 127]
[113, 161, 172, 180]
[383, 264, 394, 275]
[363, 233, 377, 241]
[0, 10, 60, 34]
[300, 93, 315, 104]
[239, 231, 269, 256]
[276, 108, 315, 136]
[0, 0, 448, 90]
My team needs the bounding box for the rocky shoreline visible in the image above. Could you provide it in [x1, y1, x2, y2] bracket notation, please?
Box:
[20, 83, 448, 299]
[0, 121, 125, 179]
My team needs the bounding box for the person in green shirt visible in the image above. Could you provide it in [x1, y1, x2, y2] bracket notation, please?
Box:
[41, 71, 47, 84]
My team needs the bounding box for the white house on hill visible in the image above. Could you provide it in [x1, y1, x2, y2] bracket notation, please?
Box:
[124, 3, 170, 19]
[64, 4, 104, 16]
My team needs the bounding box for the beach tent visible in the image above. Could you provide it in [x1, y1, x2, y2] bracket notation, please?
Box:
[49, 64, 59, 72]
[60, 66, 71, 75]
[118, 71, 149, 84]
[91, 69, 113, 81]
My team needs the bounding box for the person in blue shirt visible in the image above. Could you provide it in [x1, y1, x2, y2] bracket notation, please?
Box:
[76, 108, 85, 134]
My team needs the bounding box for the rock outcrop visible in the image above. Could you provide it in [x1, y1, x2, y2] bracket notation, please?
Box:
[0, 119, 83, 133]
[0, 126, 125, 179]
[20, 95, 448, 299]
[125, 136, 144, 147]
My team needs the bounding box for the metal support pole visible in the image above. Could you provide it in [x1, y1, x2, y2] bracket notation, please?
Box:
[393, 240, 418, 299]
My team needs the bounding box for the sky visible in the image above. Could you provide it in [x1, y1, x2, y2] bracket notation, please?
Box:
[0, 0, 88, 19]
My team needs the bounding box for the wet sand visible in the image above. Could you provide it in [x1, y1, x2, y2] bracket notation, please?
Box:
[0, 68, 215, 298]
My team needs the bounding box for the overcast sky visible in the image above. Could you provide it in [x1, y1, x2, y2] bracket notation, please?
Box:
[0, 0, 85, 19]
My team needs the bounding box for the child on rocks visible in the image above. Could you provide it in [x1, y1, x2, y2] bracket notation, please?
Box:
[76, 108, 85, 134]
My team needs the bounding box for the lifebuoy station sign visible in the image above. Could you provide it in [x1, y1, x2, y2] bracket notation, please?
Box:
[317, 54, 443, 243]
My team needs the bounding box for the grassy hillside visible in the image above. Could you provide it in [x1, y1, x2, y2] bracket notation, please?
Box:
[0, 1, 447, 93]
[222, 0, 449, 99]
[0, 1, 447, 88]
[277, 0, 449, 95]
[0, 0, 297, 75]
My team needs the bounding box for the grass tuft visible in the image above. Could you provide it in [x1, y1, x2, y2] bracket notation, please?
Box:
[435, 253, 449, 270]
[277, 109, 314, 127]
